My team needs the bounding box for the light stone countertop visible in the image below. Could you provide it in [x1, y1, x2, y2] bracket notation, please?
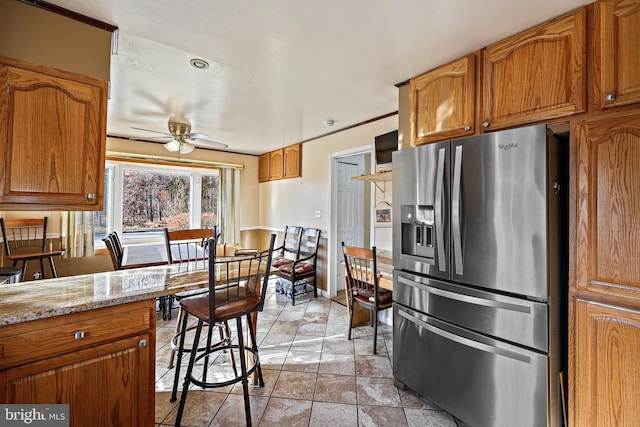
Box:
[0, 262, 211, 326]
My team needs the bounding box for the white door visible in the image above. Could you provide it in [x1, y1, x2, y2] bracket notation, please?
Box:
[336, 157, 364, 291]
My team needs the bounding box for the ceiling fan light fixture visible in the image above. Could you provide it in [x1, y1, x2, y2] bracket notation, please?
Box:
[164, 140, 180, 152]
[179, 142, 195, 154]
[190, 58, 209, 70]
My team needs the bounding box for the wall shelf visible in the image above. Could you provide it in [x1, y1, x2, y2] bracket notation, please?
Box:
[352, 170, 392, 193]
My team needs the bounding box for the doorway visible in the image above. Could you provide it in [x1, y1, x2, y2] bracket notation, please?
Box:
[329, 147, 371, 301]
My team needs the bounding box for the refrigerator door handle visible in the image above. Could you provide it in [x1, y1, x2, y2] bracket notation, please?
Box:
[452, 144, 463, 275]
[397, 307, 531, 363]
[434, 147, 446, 271]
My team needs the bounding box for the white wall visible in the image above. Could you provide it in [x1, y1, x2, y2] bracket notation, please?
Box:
[260, 115, 398, 237]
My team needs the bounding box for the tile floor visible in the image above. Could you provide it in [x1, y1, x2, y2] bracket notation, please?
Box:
[154, 282, 469, 426]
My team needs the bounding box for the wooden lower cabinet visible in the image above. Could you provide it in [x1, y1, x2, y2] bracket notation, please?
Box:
[0, 300, 155, 427]
[572, 298, 640, 427]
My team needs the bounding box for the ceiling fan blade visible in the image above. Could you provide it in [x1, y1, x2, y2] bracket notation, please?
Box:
[130, 135, 173, 141]
[188, 132, 211, 139]
[131, 126, 172, 136]
[186, 137, 228, 149]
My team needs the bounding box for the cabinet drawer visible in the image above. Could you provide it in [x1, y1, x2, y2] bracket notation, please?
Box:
[0, 300, 154, 369]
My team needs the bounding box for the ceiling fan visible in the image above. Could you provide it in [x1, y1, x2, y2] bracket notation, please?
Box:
[132, 118, 228, 154]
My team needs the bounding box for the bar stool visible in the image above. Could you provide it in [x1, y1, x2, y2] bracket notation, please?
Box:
[0, 266, 22, 284]
[173, 234, 276, 427]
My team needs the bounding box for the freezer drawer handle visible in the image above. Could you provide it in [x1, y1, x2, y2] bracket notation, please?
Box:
[452, 145, 463, 275]
[435, 147, 446, 271]
[428, 286, 531, 313]
[397, 276, 531, 313]
[398, 308, 531, 363]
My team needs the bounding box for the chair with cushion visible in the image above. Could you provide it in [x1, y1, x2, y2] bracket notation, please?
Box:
[173, 234, 276, 426]
[270, 226, 302, 269]
[276, 227, 321, 305]
[0, 217, 64, 280]
[342, 243, 392, 354]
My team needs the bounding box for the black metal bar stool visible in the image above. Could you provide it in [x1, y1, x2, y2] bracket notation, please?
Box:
[173, 234, 275, 427]
[0, 266, 22, 284]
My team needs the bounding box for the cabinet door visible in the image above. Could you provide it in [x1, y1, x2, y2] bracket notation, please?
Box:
[573, 299, 640, 427]
[482, 9, 586, 131]
[269, 148, 284, 180]
[0, 59, 107, 209]
[258, 153, 271, 182]
[283, 143, 302, 178]
[594, 0, 640, 110]
[575, 112, 640, 294]
[0, 334, 153, 427]
[410, 54, 476, 145]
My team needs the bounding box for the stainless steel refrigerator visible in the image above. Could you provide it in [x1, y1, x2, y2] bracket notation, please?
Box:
[392, 124, 568, 427]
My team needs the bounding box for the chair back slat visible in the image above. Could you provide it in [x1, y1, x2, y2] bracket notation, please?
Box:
[0, 217, 49, 256]
[279, 226, 302, 261]
[207, 233, 276, 322]
[342, 243, 381, 307]
[164, 228, 215, 269]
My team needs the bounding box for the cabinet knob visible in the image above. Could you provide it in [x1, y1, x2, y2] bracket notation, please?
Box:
[464, 125, 472, 131]
[139, 339, 148, 347]
[605, 94, 616, 102]
[87, 193, 96, 200]
[482, 121, 490, 128]
[74, 331, 85, 339]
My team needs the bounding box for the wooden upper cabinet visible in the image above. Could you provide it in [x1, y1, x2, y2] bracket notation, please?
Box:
[482, 9, 586, 131]
[269, 148, 284, 180]
[283, 143, 302, 178]
[258, 153, 271, 182]
[575, 111, 640, 297]
[593, 0, 640, 111]
[410, 54, 476, 145]
[0, 58, 107, 210]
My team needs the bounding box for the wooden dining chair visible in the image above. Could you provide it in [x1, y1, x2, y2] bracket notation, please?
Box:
[275, 227, 321, 305]
[0, 217, 64, 280]
[342, 243, 393, 354]
[173, 234, 276, 427]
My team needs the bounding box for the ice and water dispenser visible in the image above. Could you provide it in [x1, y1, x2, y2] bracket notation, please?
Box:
[400, 205, 435, 261]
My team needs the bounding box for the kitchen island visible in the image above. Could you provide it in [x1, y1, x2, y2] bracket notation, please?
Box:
[0, 263, 211, 427]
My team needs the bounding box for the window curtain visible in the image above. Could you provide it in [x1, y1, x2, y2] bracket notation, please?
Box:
[60, 212, 94, 257]
[218, 168, 240, 244]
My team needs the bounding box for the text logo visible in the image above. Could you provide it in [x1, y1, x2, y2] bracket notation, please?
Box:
[498, 143, 518, 151]
[1, 405, 69, 426]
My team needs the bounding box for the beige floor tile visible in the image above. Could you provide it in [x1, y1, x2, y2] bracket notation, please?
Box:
[272, 371, 318, 400]
[318, 352, 356, 376]
[269, 320, 301, 335]
[355, 354, 394, 378]
[229, 368, 280, 396]
[290, 334, 324, 353]
[296, 322, 327, 336]
[260, 333, 295, 351]
[259, 397, 312, 427]
[404, 408, 458, 427]
[358, 405, 408, 427]
[356, 377, 402, 407]
[210, 393, 269, 427]
[258, 348, 288, 371]
[314, 374, 357, 404]
[277, 309, 306, 322]
[398, 388, 442, 410]
[154, 391, 178, 424]
[282, 350, 321, 373]
[308, 401, 357, 427]
[163, 390, 228, 426]
[322, 335, 355, 354]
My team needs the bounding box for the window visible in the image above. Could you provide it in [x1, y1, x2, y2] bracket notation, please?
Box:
[96, 162, 219, 246]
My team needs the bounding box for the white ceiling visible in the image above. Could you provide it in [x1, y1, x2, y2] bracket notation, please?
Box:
[47, 0, 591, 155]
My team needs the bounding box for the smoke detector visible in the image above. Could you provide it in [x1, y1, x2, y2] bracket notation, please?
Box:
[324, 119, 335, 127]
